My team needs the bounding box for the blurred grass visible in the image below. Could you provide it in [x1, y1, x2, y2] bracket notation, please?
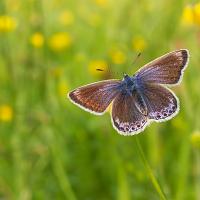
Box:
[0, 0, 200, 199]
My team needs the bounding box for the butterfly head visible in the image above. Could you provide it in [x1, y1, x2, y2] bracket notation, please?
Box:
[123, 73, 131, 80]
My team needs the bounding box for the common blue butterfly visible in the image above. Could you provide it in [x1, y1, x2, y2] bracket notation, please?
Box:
[68, 49, 189, 135]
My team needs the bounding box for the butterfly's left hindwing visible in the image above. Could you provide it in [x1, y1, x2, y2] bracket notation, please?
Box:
[139, 83, 179, 121]
[68, 80, 121, 115]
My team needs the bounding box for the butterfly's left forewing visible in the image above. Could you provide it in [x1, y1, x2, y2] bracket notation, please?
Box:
[136, 49, 189, 85]
[68, 80, 121, 115]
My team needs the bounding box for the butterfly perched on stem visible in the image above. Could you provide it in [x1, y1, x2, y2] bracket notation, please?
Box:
[68, 49, 189, 136]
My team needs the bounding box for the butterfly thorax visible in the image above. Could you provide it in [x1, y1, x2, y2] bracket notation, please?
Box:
[121, 74, 137, 96]
[120, 74, 148, 115]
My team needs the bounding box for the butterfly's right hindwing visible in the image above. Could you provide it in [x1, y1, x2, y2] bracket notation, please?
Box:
[111, 93, 148, 135]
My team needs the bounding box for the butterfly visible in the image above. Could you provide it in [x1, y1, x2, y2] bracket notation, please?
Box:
[68, 49, 189, 136]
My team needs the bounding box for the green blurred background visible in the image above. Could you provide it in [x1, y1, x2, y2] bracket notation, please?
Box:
[0, 0, 200, 199]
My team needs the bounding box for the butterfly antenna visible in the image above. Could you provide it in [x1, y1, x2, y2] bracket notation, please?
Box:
[107, 62, 112, 75]
[96, 68, 104, 71]
[96, 62, 122, 78]
[132, 52, 142, 66]
[96, 62, 112, 74]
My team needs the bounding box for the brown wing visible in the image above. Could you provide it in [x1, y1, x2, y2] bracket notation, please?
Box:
[136, 49, 189, 85]
[140, 83, 179, 121]
[111, 93, 148, 135]
[68, 80, 121, 115]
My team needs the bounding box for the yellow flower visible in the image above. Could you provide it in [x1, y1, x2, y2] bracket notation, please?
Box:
[181, 5, 194, 26]
[30, 32, 44, 48]
[58, 80, 69, 98]
[191, 131, 200, 149]
[48, 32, 72, 52]
[88, 60, 108, 76]
[0, 105, 13, 122]
[94, 0, 108, 8]
[0, 15, 17, 33]
[181, 3, 200, 26]
[58, 10, 75, 26]
[109, 49, 126, 64]
[194, 3, 200, 25]
[132, 36, 147, 52]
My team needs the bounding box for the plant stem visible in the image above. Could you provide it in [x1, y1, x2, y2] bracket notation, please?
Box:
[135, 137, 167, 200]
